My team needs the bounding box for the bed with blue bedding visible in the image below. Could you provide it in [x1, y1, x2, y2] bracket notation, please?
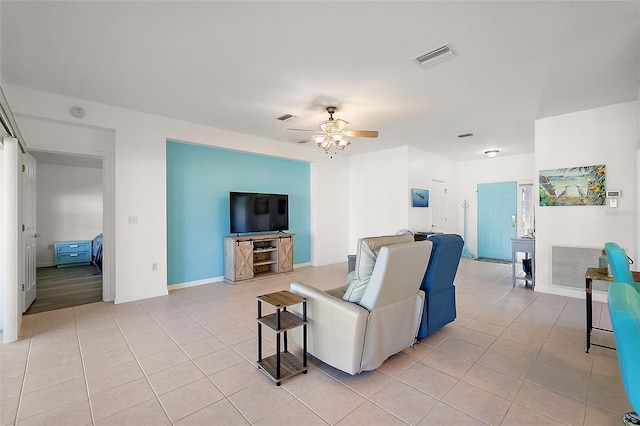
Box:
[92, 233, 103, 274]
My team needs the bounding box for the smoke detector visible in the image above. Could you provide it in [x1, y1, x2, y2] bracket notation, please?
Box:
[70, 106, 85, 118]
[415, 44, 455, 68]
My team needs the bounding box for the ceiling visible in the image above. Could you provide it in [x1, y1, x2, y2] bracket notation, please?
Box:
[29, 151, 103, 169]
[2, 1, 638, 161]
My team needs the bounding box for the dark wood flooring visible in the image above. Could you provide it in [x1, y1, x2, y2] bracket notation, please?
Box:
[25, 265, 103, 315]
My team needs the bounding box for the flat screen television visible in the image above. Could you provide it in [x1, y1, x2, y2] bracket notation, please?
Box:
[229, 192, 289, 234]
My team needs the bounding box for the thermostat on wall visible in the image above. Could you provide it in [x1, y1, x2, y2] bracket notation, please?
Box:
[606, 190, 621, 198]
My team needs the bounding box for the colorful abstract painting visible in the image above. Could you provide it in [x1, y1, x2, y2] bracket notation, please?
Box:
[411, 189, 429, 207]
[539, 164, 605, 206]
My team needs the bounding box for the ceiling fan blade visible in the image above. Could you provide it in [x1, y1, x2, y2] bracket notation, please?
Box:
[287, 128, 315, 132]
[345, 130, 379, 138]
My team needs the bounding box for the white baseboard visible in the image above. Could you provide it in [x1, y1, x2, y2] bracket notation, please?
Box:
[166, 263, 312, 291]
[534, 283, 599, 301]
[114, 288, 169, 304]
[168, 276, 225, 291]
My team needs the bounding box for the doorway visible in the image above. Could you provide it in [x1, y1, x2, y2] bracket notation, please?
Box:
[430, 180, 447, 232]
[477, 181, 517, 260]
[25, 151, 104, 314]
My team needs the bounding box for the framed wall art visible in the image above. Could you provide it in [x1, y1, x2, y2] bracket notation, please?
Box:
[411, 188, 429, 207]
[539, 164, 605, 206]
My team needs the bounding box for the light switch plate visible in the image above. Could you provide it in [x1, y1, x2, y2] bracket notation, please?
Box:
[609, 198, 618, 208]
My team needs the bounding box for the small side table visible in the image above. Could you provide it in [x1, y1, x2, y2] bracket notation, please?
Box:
[511, 238, 535, 288]
[256, 290, 307, 385]
[585, 268, 640, 353]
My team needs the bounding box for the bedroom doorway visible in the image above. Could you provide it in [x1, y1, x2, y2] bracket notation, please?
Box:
[24, 151, 104, 314]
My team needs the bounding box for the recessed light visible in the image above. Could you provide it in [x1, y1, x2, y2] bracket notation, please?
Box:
[484, 150, 499, 158]
[458, 133, 474, 138]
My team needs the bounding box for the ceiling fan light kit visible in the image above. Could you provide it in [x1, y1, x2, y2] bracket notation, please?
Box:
[319, 119, 348, 133]
[288, 106, 377, 155]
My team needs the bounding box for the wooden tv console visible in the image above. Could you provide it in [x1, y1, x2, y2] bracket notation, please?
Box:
[224, 233, 294, 283]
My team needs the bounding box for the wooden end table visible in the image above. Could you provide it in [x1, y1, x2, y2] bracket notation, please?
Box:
[256, 290, 307, 385]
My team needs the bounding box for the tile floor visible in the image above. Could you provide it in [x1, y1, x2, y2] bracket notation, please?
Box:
[0, 259, 630, 425]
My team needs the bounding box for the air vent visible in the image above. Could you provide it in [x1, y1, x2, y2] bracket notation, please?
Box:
[415, 44, 455, 68]
[277, 114, 296, 122]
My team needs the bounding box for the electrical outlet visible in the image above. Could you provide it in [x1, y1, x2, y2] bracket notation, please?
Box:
[128, 216, 138, 225]
[152, 262, 158, 271]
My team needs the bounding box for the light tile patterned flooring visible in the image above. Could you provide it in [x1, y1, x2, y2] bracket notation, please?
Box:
[0, 259, 630, 425]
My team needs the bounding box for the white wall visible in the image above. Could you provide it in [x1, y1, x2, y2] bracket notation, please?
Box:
[348, 146, 410, 253]
[310, 157, 350, 266]
[535, 101, 638, 299]
[0, 139, 3, 331]
[5, 84, 347, 304]
[36, 163, 103, 267]
[408, 146, 460, 234]
[346, 145, 460, 254]
[458, 153, 536, 256]
[1, 137, 21, 341]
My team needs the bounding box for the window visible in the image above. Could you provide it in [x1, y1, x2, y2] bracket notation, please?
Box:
[520, 184, 534, 237]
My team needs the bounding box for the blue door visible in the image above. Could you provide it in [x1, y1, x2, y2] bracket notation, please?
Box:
[477, 182, 517, 260]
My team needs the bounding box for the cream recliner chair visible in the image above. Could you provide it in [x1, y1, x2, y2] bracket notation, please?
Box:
[290, 237, 432, 375]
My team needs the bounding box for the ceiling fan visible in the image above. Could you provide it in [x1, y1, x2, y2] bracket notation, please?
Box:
[288, 106, 378, 153]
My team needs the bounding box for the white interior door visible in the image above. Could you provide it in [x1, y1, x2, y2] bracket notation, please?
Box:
[22, 152, 37, 312]
[430, 180, 447, 232]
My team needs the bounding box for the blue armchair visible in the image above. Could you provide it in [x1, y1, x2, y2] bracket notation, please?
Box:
[608, 281, 640, 425]
[417, 234, 464, 339]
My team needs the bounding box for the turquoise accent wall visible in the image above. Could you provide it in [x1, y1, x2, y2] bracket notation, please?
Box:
[166, 141, 311, 285]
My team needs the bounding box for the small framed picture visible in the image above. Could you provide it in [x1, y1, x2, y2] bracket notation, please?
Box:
[411, 189, 429, 207]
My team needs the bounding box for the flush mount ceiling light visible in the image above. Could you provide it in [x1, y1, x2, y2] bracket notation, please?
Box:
[484, 150, 499, 158]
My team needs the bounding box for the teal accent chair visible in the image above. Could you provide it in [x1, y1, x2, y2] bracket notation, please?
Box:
[605, 242, 635, 285]
[608, 281, 640, 425]
[606, 242, 639, 424]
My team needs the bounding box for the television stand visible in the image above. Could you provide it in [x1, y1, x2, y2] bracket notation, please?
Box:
[224, 233, 294, 283]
